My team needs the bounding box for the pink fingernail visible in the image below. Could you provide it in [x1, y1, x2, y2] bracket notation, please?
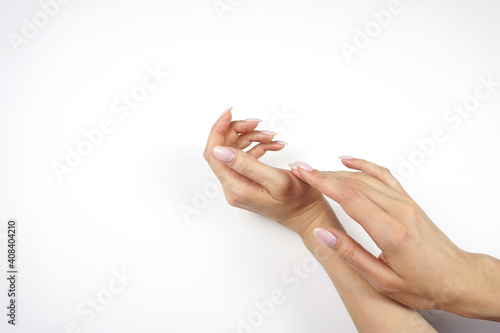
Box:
[339, 156, 355, 160]
[274, 140, 288, 145]
[288, 162, 297, 170]
[295, 161, 313, 171]
[244, 118, 262, 122]
[313, 228, 338, 248]
[260, 130, 277, 136]
[220, 107, 232, 118]
[213, 146, 235, 163]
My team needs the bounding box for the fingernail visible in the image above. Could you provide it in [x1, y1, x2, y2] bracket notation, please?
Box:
[274, 140, 288, 145]
[260, 130, 277, 136]
[244, 118, 262, 122]
[295, 161, 313, 171]
[288, 162, 297, 170]
[213, 146, 235, 163]
[339, 156, 355, 160]
[220, 107, 232, 118]
[313, 228, 338, 248]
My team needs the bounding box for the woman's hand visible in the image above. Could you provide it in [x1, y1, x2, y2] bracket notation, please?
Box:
[203, 108, 337, 236]
[204, 110, 438, 332]
[290, 157, 500, 321]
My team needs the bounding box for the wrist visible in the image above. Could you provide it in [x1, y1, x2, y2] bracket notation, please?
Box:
[295, 199, 342, 241]
[450, 252, 500, 321]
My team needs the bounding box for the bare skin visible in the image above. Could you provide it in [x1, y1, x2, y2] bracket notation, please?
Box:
[291, 159, 500, 321]
[204, 108, 437, 332]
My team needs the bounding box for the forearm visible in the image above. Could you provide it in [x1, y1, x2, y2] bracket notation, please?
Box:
[300, 209, 436, 333]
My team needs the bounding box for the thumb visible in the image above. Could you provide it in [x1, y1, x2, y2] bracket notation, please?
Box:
[289, 161, 331, 194]
[212, 146, 285, 190]
[313, 228, 399, 294]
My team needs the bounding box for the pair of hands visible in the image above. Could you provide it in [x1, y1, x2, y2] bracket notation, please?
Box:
[203, 108, 499, 321]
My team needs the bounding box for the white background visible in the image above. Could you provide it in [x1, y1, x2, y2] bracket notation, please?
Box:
[1, 0, 500, 332]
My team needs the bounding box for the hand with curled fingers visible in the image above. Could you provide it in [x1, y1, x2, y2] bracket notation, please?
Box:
[203, 108, 338, 236]
[290, 158, 500, 321]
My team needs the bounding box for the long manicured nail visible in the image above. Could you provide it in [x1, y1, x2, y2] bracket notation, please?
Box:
[220, 107, 232, 118]
[295, 161, 313, 171]
[260, 130, 277, 136]
[339, 156, 355, 160]
[313, 228, 338, 248]
[288, 162, 297, 170]
[213, 146, 235, 163]
[274, 140, 288, 145]
[244, 118, 262, 122]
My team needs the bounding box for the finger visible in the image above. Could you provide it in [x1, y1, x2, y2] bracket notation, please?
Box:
[204, 107, 232, 151]
[340, 157, 408, 195]
[232, 131, 277, 150]
[292, 162, 394, 246]
[212, 146, 287, 194]
[224, 120, 264, 143]
[333, 171, 414, 210]
[313, 228, 401, 295]
[336, 173, 414, 220]
[204, 108, 234, 183]
[247, 141, 287, 159]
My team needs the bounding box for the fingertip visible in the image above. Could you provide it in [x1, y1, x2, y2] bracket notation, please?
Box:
[219, 107, 233, 119]
[339, 156, 358, 169]
[338, 155, 355, 160]
[313, 228, 338, 248]
[295, 161, 313, 171]
[213, 146, 236, 163]
[212, 108, 233, 134]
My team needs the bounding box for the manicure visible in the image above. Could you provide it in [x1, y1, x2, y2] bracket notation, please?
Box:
[260, 130, 277, 136]
[339, 156, 355, 160]
[295, 161, 313, 171]
[274, 140, 288, 145]
[213, 146, 235, 163]
[313, 228, 338, 248]
[220, 107, 233, 118]
[244, 118, 262, 122]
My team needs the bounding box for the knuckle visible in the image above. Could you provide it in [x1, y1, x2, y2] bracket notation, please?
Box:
[235, 158, 256, 178]
[384, 215, 413, 246]
[315, 173, 330, 192]
[373, 276, 397, 296]
[224, 192, 240, 207]
[340, 244, 358, 265]
[402, 203, 421, 220]
[392, 225, 413, 245]
[380, 167, 392, 177]
[272, 175, 293, 196]
[203, 149, 211, 161]
[340, 184, 358, 200]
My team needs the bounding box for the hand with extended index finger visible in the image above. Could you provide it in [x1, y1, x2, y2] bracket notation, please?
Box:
[290, 157, 500, 321]
[203, 108, 338, 235]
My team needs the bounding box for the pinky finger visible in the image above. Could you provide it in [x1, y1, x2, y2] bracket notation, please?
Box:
[247, 141, 287, 159]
